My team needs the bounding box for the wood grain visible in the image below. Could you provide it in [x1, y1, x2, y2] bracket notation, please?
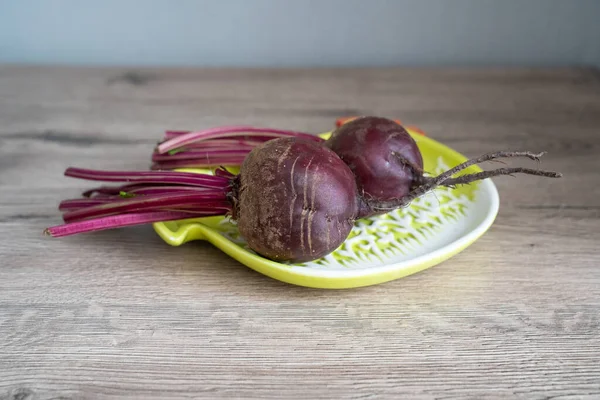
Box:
[1, 65, 599, 400]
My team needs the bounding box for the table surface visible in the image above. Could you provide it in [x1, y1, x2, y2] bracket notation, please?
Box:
[1, 66, 599, 400]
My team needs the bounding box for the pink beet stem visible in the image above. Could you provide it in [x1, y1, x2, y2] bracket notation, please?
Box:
[164, 130, 191, 139]
[62, 192, 231, 223]
[59, 199, 111, 211]
[45, 211, 208, 237]
[152, 149, 253, 162]
[156, 125, 323, 154]
[82, 183, 148, 197]
[82, 183, 220, 198]
[64, 167, 231, 189]
[122, 186, 224, 196]
[151, 157, 247, 170]
[168, 138, 264, 149]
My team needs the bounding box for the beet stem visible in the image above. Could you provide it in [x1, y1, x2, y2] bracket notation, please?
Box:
[156, 126, 323, 154]
[59, 199, 112, 211]
[150, 158, 247, 170]
[44, 211, 206, 237]
[152, 149, 254, 162]
[65, 167, 231, 189]
[82, 183, 221, 198]
[62, 192, 231, 223]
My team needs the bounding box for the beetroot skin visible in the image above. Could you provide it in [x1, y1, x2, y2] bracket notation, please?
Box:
[325, 117, 423, 215]
[234, 137, 358, 262]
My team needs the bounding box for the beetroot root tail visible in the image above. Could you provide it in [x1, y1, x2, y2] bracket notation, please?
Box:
[371, 150, 562, 211]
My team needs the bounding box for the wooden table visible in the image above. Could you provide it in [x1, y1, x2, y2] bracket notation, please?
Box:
[1, 66, 599, 399]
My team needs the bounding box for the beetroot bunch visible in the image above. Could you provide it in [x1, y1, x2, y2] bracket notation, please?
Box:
[46, 117, 561, 263]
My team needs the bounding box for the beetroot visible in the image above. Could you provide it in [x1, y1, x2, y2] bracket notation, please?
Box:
[324, 117, 424, 217]
[234, 138, 358, 262]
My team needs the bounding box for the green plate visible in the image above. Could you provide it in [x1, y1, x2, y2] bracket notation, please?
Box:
[153, 129, 499, 289]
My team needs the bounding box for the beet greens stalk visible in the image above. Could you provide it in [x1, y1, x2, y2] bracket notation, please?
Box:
[152, 125, 324, 169]
[44, 168, 234, 238]
[46, 211, 206, 238]
[156, 125, 322, 153]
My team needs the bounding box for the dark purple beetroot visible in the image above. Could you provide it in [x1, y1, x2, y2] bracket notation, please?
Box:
[325, 116, 423, 215]
[234, 137, 358, 262]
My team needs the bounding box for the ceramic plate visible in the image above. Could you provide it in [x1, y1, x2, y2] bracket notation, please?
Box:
[153, 129, 499, 289]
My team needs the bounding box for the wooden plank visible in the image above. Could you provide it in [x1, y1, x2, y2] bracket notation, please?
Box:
[1, 66, 599, 399]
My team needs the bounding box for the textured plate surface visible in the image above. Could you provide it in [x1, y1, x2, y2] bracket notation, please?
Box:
[153, 129, 499, 289]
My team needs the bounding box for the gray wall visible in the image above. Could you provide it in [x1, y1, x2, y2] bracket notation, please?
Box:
[1, 0, 598, 67]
